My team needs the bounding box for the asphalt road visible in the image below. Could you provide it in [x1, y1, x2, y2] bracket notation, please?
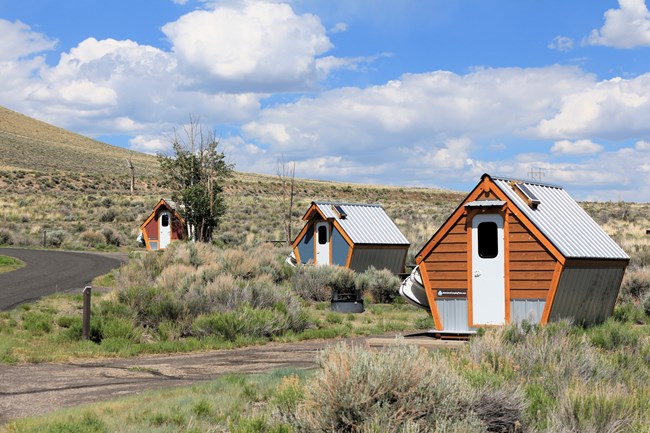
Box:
[0, 248, 125, 310]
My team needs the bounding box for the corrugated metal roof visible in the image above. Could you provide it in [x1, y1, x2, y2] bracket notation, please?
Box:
[313, 202, 410, 245]
[491, 175, 629, 260]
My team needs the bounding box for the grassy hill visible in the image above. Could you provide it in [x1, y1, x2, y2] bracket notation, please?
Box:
[0, 106, 157, 175]
[2, 104, 650, 270]
[0, 105, 465, 254]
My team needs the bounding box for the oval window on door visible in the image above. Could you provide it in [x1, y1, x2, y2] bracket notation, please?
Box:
[478, 221, 498, 258]
[317, 225, 328, 244]
[161, 214, 169, 227]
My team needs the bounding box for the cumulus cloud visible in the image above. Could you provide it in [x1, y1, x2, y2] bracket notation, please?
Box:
[243, 66, 594, 160]
[586, 0, 650, 48]
[548, 35, 574, 52]
[0, 19, 57, 61]
[534, 75, 650, 140]
[551, 139, 604, 155]
[162, 1, 334, 91]
[0, 20, 58, 109]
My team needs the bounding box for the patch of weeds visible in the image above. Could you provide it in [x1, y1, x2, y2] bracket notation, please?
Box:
[21, 311, 53, 334]
[41, 412, 108, 433]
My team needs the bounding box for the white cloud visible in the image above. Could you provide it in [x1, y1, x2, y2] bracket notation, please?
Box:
[162, 1, 334, 91]
[586, 0, 650, 48]
[243, 66, 593, 162]
[0, 19, 57, 61]
[551, 139, 604, 155]
[129, 135, 170, 154]
[330, 22, 348, 34]
[635, 140, 650, 150]
[534, 75, 650, 139]
[548, 35, 574, 52]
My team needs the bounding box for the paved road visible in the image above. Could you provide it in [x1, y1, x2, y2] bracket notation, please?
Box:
[0, 248, 125, 310]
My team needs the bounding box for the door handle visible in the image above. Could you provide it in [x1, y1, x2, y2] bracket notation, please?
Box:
[474, 270, 481, 277]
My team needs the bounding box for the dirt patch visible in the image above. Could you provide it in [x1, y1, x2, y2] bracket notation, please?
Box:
[0, 335, 461, 423]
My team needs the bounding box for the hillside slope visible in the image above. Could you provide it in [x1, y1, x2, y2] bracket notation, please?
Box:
[0, 106, 157, 175]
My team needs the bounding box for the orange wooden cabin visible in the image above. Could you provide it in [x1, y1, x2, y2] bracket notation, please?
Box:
[408, 173, 629, 336]
[139, 199, 187, 251]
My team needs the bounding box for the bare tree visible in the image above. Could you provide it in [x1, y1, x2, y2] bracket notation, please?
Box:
[277, 157, 296, 245]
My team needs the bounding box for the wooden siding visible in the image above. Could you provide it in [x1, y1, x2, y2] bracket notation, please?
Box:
[423, 216, 469, 292]
[508, 216, 556, 299]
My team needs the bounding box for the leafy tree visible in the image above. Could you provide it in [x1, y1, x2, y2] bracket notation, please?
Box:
[158, 118, 233, 242]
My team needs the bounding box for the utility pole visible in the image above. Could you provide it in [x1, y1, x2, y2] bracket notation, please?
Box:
[528, 167, 545, 182]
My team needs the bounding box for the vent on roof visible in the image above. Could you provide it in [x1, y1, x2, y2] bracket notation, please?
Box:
[511, 182, 540, 209]
[332, 204, 347, 219]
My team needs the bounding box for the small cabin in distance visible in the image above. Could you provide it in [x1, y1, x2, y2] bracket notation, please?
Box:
[402, 173, 629, 336]
[290, 201, 410, 275]
[139, 199, 186, 251]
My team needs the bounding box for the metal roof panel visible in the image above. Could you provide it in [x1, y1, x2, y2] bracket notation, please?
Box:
[491, 176, 629, 260]
[314, 202, 410, 245]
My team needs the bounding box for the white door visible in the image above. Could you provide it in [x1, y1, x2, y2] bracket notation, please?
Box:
[471, 213, 505, 325]
[159, 211, 171, 249]
[315, 222, 330, 266]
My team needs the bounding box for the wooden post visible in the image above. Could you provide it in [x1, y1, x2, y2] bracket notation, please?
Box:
[42, 230, 46, 247]
[82, 286, 91, 340]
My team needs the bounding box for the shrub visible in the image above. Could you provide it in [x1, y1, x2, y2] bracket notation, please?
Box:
[619, 269, 650, 303]
[291, 266, 334, 302]
[80, 230, 105, 248]
[0, 228, 14, 245]
[548, 384, 635, 433]
[588, 318, 640, 351]
[467, 385, 526, 433]
[329, 266, 356, 293]
[644, 292, 650, 317]
[285, 342, 487, 433]
[193, 305, 294, 341]
[45, 229, 67, 248]
[99, 209, 117, 222]
[468, 321, 605, 409]
[356, 266, 400, 304]
[101, 227, 123, 246]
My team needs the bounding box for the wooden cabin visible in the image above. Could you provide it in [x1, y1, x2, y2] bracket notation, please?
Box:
[412, 173, 629, 335]
[139, 199, 186, 251]
[291, 201, 410, 274]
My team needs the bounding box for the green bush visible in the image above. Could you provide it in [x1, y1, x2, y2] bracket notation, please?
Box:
[21, 311, 53, 334]
[355, 266, 400, 303]
[192, 305, 297, 341]
[588, 319, 640, 351]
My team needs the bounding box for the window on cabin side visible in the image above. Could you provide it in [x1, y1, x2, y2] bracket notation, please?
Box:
[478, 222, 498, 258]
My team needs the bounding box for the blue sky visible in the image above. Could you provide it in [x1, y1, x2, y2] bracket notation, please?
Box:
[3, 0, 650, 200]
